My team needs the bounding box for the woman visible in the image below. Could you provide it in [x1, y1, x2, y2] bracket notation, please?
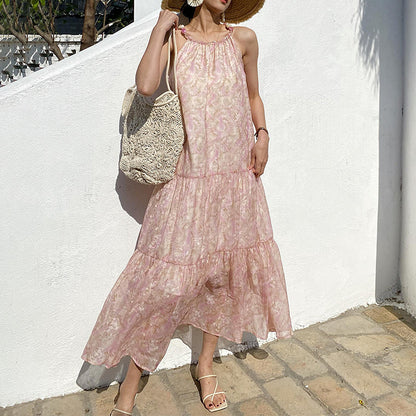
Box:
[81, 0, 293, 414]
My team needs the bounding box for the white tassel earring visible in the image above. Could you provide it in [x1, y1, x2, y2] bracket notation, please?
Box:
[187, 0, 203, 6]
[221, 11, 226, 23]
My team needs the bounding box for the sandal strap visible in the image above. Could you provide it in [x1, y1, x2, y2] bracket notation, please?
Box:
[198, 374, 217, 380]
[202, 378, 217, 403]
[196, 364, 227, 405]
[110, 407, 133, 416]
[202, 390, 226, 400]
[202, 377, 219, 403]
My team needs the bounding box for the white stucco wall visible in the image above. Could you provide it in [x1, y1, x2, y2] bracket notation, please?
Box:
[374, 0, 403, 301]
[134, 1, 161, 22]
[0, 0, 404, 407]
[401, 0, 416, 316]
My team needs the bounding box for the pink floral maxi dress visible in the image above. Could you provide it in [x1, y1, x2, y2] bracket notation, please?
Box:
[81, 25, 293, 372]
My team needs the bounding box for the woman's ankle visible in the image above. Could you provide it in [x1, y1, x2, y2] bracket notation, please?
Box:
[115, 389, 136, 412]
[119, 383, 138, 398]
[198, 356, 213, 367]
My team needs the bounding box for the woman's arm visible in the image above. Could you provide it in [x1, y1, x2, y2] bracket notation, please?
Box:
[135, 11, 179, 96]
[234, 26, 270, 177]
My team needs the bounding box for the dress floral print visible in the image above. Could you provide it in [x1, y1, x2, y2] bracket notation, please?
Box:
[81, 24, 293, 373]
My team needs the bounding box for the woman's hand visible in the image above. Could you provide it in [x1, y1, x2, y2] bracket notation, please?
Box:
[154, 9, 179, 34]
[248, 132, 269, 177]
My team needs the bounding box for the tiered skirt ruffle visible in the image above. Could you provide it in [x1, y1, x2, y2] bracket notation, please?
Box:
[81, 170, 293, 372]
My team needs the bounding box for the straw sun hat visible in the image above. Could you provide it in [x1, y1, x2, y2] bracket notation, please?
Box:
[161, 0, 265, 24]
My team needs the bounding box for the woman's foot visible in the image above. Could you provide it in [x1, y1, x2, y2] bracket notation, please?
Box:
[196, 360, 227, 411]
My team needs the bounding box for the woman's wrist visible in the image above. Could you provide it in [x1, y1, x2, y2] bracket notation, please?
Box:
[254, 127, 269, 141]
[152, 25, 169, 39]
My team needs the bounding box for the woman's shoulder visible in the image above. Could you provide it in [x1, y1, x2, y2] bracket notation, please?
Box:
[231, 25, 258, 43]
[230, 25, 258, 56]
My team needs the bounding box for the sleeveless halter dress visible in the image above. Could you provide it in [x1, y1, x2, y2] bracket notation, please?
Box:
[81, 24, 293, 373]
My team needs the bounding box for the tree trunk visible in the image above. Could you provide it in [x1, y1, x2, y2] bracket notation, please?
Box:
[80, 0, 98, 51]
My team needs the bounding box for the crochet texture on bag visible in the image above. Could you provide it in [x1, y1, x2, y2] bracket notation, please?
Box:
[120, 87, 185, 185]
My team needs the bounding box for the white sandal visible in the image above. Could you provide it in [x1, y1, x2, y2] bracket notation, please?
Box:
[195, 362, 228, 412]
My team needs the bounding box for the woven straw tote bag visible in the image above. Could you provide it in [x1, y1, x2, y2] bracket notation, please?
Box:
[119, 28, 185, 185]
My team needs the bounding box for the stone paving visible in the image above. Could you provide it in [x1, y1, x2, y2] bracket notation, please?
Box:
[2, 303, 416, 416]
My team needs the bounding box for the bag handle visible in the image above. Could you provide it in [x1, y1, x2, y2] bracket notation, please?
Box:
[122, 28, 178, 121]
[166, 27, 178, 94]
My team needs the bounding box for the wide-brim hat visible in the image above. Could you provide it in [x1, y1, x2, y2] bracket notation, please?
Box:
[161, 0, 265, 24]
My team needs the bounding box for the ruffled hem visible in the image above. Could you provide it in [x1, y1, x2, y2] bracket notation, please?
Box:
[81, 237, 293, 372]
[81, 320, 294, 373]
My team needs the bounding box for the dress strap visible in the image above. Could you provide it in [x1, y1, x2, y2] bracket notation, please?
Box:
[178, 25, 189, 40]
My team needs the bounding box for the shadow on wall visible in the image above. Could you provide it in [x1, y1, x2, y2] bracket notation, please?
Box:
[355, 0, 403, 302]
[114, 104, 155, 227]
[114, 174, 155, 227]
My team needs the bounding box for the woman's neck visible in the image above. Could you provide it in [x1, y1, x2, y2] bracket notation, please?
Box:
[189, 5, 223, 33]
